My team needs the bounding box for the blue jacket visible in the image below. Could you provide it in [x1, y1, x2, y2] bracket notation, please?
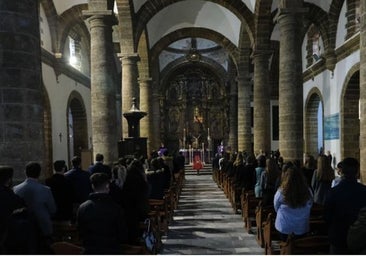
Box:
[274, 188, 313, 235]
[13, 179, 56, 236]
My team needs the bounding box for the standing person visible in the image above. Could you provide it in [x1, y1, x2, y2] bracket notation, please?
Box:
[13, 162, 57, 252]
[254, 155, 266, 198]
[192, 154, 203, 175]
[324, 157, 366, 254]
[45, 160, 74, 221]
[88, 153, 112, 179]
[122, 159, 149, 245]
[0, 166, 25, 253]
[311, 155, 335, 205]
[65, 156, 92, 206]
[274, 165, 313, 242]
[77, 173, 127, 254]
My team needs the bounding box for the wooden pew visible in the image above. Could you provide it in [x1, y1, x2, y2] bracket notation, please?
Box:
[255, 201, 276, 248]
[50, 241, 84, 255]
[242, 191, 262, 233]
[149, 199, 169, 235]
[279, 233, 329, 255]
[262, 212, 281, 255]
[52, 221, 80, 245]
[261, 208, 328, 255]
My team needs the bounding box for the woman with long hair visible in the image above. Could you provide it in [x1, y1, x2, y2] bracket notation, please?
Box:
[260, 158, 280, 206]
[274, 164, 313, 241]
[311, 155, 335, 205]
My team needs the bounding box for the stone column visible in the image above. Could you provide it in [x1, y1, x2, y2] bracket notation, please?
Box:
[228, 81, 238, 152]
[83, 10, 118, 165]
[277, 2, 305, 162]
[119, 53, 140, 139]
[253, 51, 271, 156]
[151, 91, 162, 151]
[0, 0, 45, 179]
[359, 0, 366, 182]
[237, 75, 253, 154]
[139, 77, 153, 154]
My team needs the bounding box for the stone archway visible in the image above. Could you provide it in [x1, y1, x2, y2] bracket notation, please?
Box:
[341, 70, 360, 162]
[67, 92, 88, 164]
[304, 89, 323, 158]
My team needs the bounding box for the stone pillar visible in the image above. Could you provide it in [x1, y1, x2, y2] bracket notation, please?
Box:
[253, 51, 271, 156]
[228, 81, 238, 152]
[359, 0, 366, 182]
[83, 10, 118, 165]
[139, 77, 153, 154]
[237, 75, 253, 154]
[151, 91, 162, 151]
[0, 0, 45, 179]
[277, 2, 305, 162]
[119, 53, 140, 139]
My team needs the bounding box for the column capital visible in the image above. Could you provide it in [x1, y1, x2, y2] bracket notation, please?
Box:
[274, 7, 308, 23]
[118, 53, 140, 63]
[82, 10, 114, 17]
[83, 10, 118, 26]
[236, 74, 252, 83]
[251, 48, 273, 59]
[138, 77, 153, 84]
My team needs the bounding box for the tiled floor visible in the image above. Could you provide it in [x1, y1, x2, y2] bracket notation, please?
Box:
[160, 170, 265, 255]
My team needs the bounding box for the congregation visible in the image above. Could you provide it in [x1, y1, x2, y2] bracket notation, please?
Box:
[0, 149, 185, 254]
[2, 147, 366, 254]
[213, 149, 366, 255]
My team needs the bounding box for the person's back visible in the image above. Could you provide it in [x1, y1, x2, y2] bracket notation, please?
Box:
[311, 155, 335, 205]
[45, 160, 74, 221]
[324, 157, 366, 254]
[122, 160, 149, 244]
[0, 166, 27, 253]
[146, 158, 165, 200]
[254, 155, 266, 197]
[77, 173, 127, 254]
[13, 162, 56, 253]
[88, 153, 112, 179]
[237, 155, 256, 191]
[65, 156, 92, 204]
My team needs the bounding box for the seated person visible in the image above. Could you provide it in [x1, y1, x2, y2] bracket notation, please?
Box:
[77, 173, 128, 254]
[274, 164, 313, 241]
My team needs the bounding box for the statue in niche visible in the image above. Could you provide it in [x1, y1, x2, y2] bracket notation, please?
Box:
[168, 107, 180, 133]
[168, 81, 179, 101]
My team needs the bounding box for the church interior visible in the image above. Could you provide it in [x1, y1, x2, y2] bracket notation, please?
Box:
[3, 0, 366, 255]
[1, 0, 365, 182]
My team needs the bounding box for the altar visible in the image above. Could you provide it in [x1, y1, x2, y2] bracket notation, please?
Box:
[180, 147, 212, 165]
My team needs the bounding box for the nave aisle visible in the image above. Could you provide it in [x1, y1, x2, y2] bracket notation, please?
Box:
[161, 169, 264, 255]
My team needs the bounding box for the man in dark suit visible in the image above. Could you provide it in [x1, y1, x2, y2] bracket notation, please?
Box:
[77, 173, 127, 254]
[65, 156, 92, 206]
[324, 157, 366, 254]
[88, 153, 112, 179]
[0, 166, 25, 253]
[45, 160, 75, 221]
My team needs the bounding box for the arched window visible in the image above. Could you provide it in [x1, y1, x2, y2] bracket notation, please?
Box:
[68, 34, 82, 71]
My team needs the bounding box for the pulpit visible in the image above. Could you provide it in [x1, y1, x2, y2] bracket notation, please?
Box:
[118, 98, 147, 158]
